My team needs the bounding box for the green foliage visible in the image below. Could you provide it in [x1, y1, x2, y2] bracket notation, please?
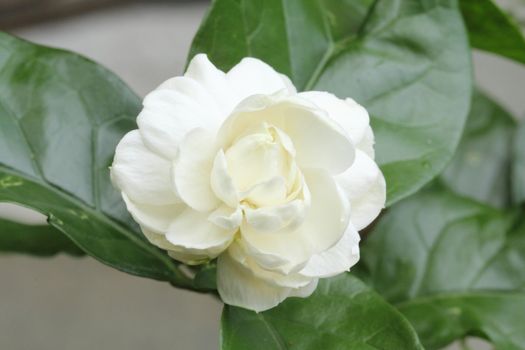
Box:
[190, 0, 473, 206]
[221, 274, 423, 350]
[460, 0, 525, 64]
[513, 121, 525, 204]
[440, 91, 516, 208]
[0, 217, 84, 256]
[358, 185, 525, 348]
[0, 33, 193, 288]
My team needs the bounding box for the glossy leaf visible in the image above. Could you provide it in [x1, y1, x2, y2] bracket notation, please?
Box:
[513, 121, 525, 204]
[358, 186, 525, 348]
[221, 274, 423, 350]
[0, 33, 192, 288]
[460, 0, 525, 64]
[0, 217, 84, 256]
[399, 292, 525, 350]
[190, 0, 472, 205]
[440, 91, 516, 208]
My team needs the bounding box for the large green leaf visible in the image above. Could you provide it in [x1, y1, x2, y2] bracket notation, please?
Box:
[440, 91, 516, 208]
[0, 217, 84, 256]
[399, 292, 525, 350]
[358, 186, 525, 348]
[221, 274, 423, 350]
[189, 0, 472, 205]
[460, 0, 525, 65]
[0, 33, 193, 288]
[513, 121, 525, 204]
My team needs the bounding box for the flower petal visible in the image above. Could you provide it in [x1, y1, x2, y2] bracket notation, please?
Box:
[111, 130, 179, 205]
[239, 168, 350, 274]
[122, 193, 184, 234]
[226, 57, 296, 100]
[217, 251, 314, 312]
[173, 128, 221, 212]
[299, 91, 370, 147]
[218, 94, 355, 174]
[185, 54, 238, 113]
[300, 225, 360, 278]
[244, 199, 306, 232]
[210, 150, 239, 207]
[165, 207, 236, 260]
[336, 150, 386, 230]
[208, 205, 242, 231]
[137, 77, 223, 160]
[228, 243, 313, 289]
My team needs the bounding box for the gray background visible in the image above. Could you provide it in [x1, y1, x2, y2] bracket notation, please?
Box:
[1, 1, 524, 349]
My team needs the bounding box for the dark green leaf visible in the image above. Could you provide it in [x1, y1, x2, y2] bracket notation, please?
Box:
[513, 121, 525, 204]
[0, 33, 192, 288]
[440, 91, 516, 208]
[358, 185, 525, 348]
[398, 292, 525, 350]
[460, 0, 525, 64]
[0, 217, 84, 256]
[190, 0, 472, 205]
[221, 274, 423, 350]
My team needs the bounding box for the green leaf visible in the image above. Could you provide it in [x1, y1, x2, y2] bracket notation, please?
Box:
[460, 0, 525, 64]
[513, 121, 525, 204]
[440, 91, 516, 208]
[358, 185, 525, 348]
[0, 33, 192, 288]
[398, 292, 525, 350]
[221, 274, 424, 350]
[0, 217, 84, 256]
[190, 0, 472, 205]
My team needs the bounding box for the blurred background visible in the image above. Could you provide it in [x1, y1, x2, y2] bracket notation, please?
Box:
[0, 0, 524, 349]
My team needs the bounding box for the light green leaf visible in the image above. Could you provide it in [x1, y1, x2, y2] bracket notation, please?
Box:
[440, 91, 516, 208]
[513, 121, 525, 204]
[221, 274, 423, 350]
[0, 217, 84, 256]
[460, 0, 525, 64]
[358, 185, 525, 348]
[189, 0, 472, 205]
[0, 33, 193, 288]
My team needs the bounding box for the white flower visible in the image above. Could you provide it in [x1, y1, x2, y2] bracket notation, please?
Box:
[110, 54, 386, 312]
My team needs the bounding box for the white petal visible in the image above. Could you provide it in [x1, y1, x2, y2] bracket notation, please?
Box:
[240, 176, 287, 207]
[111, 130, 179, 205]
[244, 199, 306, 232]
[173, 129, 221, 212]
[210, 150, 239, 207]
[208, 205, 242, 231]
[300, 225, 360, 278]
[165, 208, 236, 259]
[228, 243, 313, 289]
[336, 150, 386, 230]
[239, 169, 350, 274]
[288, 279, 318, 298]
[299, 91, 370, 147]
[227, 57, 296, 100]
[137, 79, 222, 160]
[218, 251, 308, 312]
[217, 93, 355, 174]
[357, 125, 375, 158]
[185, 54, 238, 113]
[122, 193, 184, 234]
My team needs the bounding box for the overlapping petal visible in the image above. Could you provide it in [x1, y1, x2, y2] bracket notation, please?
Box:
[239, 169, 350, 274]
[111, 130, 179, 205]
[300, 224, 360, 278]
[217, 93, 355, 174]
[336, 150, 386, 230]
[173, 128, 221, 212]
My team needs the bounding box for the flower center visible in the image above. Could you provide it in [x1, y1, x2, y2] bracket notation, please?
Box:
[224, 123, 303, 208]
